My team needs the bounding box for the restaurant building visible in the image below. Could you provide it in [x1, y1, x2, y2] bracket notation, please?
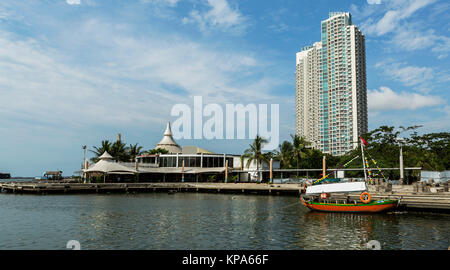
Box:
[133, 122, 280, 182]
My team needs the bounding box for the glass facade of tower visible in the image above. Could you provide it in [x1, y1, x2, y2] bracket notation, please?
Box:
[296, 12, 368, 156]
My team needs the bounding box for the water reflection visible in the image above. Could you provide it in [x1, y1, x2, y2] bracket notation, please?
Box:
[0, 193, 448, 250]
[298, 212, 395, 249]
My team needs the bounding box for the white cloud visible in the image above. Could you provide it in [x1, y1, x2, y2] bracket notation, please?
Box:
[364, 0, 435, 36]
[358, 0, 450, 58]
[367, 0, 382, 4]
[141, 0, 179, 7]
[0, 7, 9, 19]
[368, 86, 444, 111]
[267, 8, 291, 33]
[183, 0, 247, 33]
[66, 0, 81, 5]
[375, 61, 434, 90]
[388, 25, 450, 57]
[0, 18, 281, 135]
[391, 28, 437, 51]
[360, 0, 450, 60]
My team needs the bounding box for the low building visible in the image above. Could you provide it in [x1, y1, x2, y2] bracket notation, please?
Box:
[420, 171, 450, 184]
[0, 172, 10, 179]
[132, 122, 280, 182]
[44, 171, 63, 180]
[85, 151, 136, 183]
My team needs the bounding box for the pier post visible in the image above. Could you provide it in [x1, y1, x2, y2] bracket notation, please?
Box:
[225, 160, 228, 183]
[135, 160, 139, 182]
[322, 156, 326, 177]
[270, 158, 273, 184]
[181, 160, 185, 182]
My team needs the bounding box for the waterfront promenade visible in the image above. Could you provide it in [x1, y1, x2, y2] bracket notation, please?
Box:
[1, 181, 450, 212]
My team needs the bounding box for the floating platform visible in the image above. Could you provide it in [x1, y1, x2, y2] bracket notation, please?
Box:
[0, 182, 302, 196]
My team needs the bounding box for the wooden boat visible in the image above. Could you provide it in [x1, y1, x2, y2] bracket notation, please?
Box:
[301, 181, 401, 213]
[300, 137, 401, 213]
[301, 197, 400, 213]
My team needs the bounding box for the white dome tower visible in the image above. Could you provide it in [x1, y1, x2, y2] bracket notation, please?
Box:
[155, 122, 182, 153]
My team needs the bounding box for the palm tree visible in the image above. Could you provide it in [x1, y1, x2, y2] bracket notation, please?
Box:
[274, 141, 294, 169]
[128, 143, 144, 162]
[89, 140, 113, 162]
[111, 140, 129, 162]
[90, 139, 133, 163]
[145, 148, 169, 155]
[291, 134, 311, 176]
[243, 135, 270, 182]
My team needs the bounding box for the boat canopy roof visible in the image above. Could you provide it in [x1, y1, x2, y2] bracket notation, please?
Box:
[306, 181, 367, 195]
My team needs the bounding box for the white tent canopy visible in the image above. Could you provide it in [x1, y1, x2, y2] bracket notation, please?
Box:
[98, 151, 114, 161]
[85, 159, 136, 174]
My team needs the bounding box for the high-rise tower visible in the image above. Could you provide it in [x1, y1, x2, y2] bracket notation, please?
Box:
[296, 12, 368, 156]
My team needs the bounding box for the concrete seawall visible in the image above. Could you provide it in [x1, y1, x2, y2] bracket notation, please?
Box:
[1, 182, 450, 212]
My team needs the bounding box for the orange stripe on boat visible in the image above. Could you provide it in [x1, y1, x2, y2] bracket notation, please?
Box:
[301, 198, 398, 213]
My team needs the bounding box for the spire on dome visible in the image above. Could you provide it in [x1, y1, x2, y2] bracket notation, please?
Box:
[164, 122, 173, 136]
[156, 122, 182, 153]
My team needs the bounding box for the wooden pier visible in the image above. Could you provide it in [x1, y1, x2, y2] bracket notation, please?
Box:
[0, 182, 303, 196]
[1, 181, 450, 212]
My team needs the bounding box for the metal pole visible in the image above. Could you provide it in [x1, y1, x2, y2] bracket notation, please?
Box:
[82, 145, 86, 182]
[360, 141, 368, 182]
[399, 144, 404, 185]
[83, 146, 86, 166]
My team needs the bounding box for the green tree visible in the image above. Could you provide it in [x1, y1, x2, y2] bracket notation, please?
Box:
[90, 139, 131, 163]
[274, 141, 294, 169]
[145, 148, 169, 155]
[291, 134, 311, 176]
[128, 143, 144, 162]
[243, 135, 271, 182]
[89, 140, 113, 163]
[111, 140, 130, 162]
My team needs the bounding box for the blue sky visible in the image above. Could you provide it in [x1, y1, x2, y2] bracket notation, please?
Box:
[0, 0, 449, 176]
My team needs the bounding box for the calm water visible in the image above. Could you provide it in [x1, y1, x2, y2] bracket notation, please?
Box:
[0, 191, 449, 250]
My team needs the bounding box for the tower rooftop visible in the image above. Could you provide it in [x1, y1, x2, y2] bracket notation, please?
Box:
[156, 122, 182, 153]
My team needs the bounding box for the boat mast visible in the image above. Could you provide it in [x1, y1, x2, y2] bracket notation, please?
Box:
[360, 139, 368, 182]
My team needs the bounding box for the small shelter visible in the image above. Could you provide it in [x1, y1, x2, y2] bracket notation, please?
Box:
[44, 171, 63, 180]
[85, 151, 136, 182]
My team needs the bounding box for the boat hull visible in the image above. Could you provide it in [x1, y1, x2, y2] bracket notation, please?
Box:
[301, 198, 399, 213]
